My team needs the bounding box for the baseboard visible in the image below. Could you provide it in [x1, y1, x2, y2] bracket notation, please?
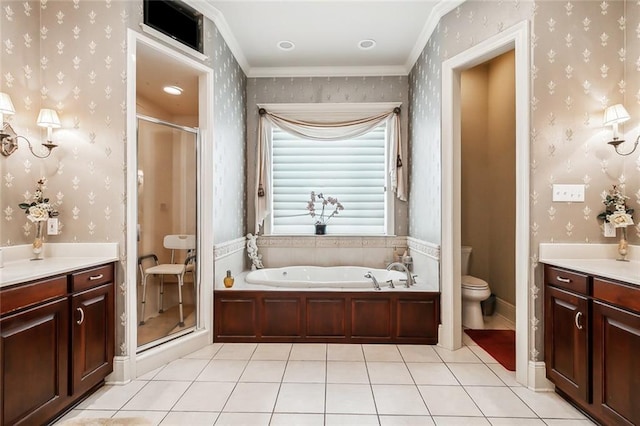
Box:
[528, 361, 554, 391]
[495, 296, 516, 324]
[107, 355, 131, 385]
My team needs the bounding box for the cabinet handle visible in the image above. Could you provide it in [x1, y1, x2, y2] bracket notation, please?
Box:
[574, 311, 583, 330]
[89, 274, 104, 281]
[76, 307, 85, 325]
[556, 276, 571, 283]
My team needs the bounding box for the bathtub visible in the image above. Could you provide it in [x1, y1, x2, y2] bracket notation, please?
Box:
[215, 265, 440, 344]
[244, 266, 409, 289]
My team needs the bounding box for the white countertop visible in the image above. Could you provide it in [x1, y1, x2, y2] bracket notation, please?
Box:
[0, 243, 119, 288]
[539, 243, 640, 286]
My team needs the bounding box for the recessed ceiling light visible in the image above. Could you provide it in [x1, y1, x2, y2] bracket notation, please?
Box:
[358, 39, 376, 50]
[163, 85, 183, 95]
[277, 40, 295, 51]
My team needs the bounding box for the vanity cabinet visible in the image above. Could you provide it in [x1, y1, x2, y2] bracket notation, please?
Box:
[544, 265, 640, 426]
[0, 263, 115, 426]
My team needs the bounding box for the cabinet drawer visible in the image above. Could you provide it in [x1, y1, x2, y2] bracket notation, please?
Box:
[544, 265, 589, 295]
[71, 264, 114, 292]
[594, 278, 640, 313]
[0, 276, 67, 316]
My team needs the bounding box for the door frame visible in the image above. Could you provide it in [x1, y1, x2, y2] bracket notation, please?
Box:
[440, 20, 535, 387]
[115, 29, 214, 382]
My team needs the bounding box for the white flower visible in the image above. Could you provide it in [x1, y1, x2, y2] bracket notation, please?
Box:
[607, 211, 634, 228]
[27, 205, 48, 221]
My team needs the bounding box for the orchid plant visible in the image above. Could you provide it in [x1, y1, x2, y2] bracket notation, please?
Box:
[19, 178, 59, 222]
[597, 185, 634, 228]
[306, 191, 344, 225]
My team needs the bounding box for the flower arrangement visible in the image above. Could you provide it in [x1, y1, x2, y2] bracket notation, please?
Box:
[306, 191, 344, 225]
[19, 178, 59, 222]
[597, 185, 634, 228]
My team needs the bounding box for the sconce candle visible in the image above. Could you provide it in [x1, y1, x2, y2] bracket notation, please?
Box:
[37, 108, 61, 145]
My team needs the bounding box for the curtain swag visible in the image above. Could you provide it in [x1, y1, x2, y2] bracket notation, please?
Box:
[254, 106, 407, 233]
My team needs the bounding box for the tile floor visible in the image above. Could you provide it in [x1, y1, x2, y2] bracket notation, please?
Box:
[57, 319, 595, 426]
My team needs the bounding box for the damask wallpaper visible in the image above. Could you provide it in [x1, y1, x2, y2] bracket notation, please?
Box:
[409, 0, 639, 361]
[0, 0, 246, 356]
[245, 76, 409, 236]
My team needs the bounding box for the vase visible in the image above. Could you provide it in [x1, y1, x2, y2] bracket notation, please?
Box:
[617, 227, 628, 262]
[315, 224, 326, 235]
[32, 220, 46, 260]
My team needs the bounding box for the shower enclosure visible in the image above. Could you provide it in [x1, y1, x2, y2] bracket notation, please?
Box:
[136, 115, 199, 352]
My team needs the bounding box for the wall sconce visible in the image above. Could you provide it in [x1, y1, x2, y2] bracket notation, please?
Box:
[603, 103, 638, 156]
[0, 92, 61, 159]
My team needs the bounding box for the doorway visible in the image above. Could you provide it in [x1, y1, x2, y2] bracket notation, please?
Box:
[120, 29, 215, 382]
[440, 21, 532, 387]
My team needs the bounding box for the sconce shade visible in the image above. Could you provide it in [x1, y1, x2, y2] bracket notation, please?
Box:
[0, 92, 16, 115]
[37, 108, 61, 128]
[603, 104, 630, 126]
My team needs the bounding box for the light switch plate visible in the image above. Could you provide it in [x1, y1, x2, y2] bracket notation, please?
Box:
[552, 184, 585, 202]
[47, 218, 59, 235]
[603, 222, 616, 237]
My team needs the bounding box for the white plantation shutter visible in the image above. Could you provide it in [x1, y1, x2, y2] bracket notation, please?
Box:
[271, 124, 387, 235]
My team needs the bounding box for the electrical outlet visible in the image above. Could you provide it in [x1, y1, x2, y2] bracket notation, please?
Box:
[552, 184, 585, 202]
[47, 218, 59, 235]
[603, 222, 616, 237]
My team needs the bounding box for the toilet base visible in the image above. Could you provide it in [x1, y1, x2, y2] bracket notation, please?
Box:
[462, 298, 486, 329]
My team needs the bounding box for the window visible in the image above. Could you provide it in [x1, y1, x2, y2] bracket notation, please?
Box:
[269, 124, 390, 235]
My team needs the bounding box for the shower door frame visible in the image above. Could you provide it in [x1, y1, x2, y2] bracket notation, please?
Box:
[135, 114, 200, 353]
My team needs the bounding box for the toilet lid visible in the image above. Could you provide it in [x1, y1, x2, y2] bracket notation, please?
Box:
[462, 275, 489, 289]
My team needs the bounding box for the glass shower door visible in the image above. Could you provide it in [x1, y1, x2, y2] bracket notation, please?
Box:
[136, 115, 198, 352]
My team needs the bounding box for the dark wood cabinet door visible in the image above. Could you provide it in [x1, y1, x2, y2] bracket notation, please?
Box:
[593, 301, 640, 426]
[71, 282, 114, 397]
[0, 298, 69, 426]
[544, 285, 589, 403]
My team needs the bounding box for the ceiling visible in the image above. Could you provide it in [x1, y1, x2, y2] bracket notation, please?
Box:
[192, 0, 463, 77]
[136, 0, 463, 116]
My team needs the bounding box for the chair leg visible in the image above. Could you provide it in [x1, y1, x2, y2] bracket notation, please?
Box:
[159, 275, 165, 313]
[177, 274, 185, 327]
[140, 274, 148, 325]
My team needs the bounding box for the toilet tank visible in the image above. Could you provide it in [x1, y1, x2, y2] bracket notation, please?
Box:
[461, 246, 472, 275]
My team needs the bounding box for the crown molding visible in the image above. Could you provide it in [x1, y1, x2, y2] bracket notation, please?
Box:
[247, 65, 408, 78]
[184, 0, 251, 74]
[405, 0, 467, 73]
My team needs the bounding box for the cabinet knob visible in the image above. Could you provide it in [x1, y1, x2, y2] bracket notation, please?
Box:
[574, 311, 583, 330]
[89, 274, 104, 281]
[76, 307, 85, 325]
[557, 276, 571, 283]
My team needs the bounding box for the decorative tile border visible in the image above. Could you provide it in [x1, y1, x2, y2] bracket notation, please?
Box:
[255, 235, 409, 249]
[214, 237, 246, 260]
[407, 236, 440, 260]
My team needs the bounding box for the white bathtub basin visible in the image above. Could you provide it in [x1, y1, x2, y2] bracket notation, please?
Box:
[244, 266, 408, 289]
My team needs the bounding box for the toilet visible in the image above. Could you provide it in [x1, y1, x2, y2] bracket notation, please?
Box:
[461, 246, 492, 329]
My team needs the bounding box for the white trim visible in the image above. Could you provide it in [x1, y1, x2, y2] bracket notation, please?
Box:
[125, 29, 215, 381]
[406, 237, 440, 261]
[441, 21, 530, 386]
[139, 24, 209, 62]
[106, 356, 131, 385]
[405, 0, 467, 72]
[528, 361, 555, 391]
[248, 65, 408, 78]
[184, 0, 250, 73]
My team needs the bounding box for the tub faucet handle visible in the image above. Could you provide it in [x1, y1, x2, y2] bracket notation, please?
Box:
[386, 279, 395, 289]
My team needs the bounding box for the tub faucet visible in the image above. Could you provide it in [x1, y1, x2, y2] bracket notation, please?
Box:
[364, 272, 381, 290]
[386, 262, 413, 288]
